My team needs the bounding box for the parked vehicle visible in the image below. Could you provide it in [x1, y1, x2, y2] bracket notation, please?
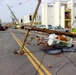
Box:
[48, 25, 54, 29]
[36, 25, 46, 28]
[48, 25, 69, 32]
[54, 26, 69, 32]
[12, 25, 20, 29]
[0, 26, 5, 31]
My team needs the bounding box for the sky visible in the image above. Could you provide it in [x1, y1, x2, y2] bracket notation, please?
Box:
[0, 0, 67, 23]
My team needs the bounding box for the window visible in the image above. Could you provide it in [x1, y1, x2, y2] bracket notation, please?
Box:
[29, 15, 32, 21]
[39, 16, 41, 21]
[48, 5, 53, 7]
[21, 19, 23, 23]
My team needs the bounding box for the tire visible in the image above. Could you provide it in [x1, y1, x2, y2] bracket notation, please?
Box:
[65, 30, 69, 32]
[45, 47, 63, 55]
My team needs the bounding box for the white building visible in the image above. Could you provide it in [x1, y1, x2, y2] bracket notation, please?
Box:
[42, 0, 76, 28]
[23, 13, 42, 26]
[42, 3, 54, 28]
[18, 18, 23, 23]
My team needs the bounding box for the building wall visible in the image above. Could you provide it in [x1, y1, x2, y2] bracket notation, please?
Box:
[67, 0, 73, 27]
[42, 3, 48, 27]
[23, 15, 30, 24]
[61, 6, 65, 28]
[42, 0, 76, 28]
[67, 0, 72, 9]
[70, 0, 74, 27]
[18, 18, 23, 23]
[54, 1, 60, 26]
[42, 1, 61, 27]
[23, 13, 41, 25]
[47, 5, 54, 26]
[42, 3, 54, 28]
[73, 5, 76, 27]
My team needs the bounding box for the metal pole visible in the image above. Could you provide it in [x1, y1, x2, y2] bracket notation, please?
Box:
[19, 0, 41, 54]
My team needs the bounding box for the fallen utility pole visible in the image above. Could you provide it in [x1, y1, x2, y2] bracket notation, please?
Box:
[24, 26, 76, 37]
[19, 0, 41, 54]
[7, 5, 20, 26]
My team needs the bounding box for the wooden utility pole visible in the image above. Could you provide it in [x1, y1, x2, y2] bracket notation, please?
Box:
[19, 0, 41, 54]
[7, 5, 20, 26]
[30, 26, 76, 37]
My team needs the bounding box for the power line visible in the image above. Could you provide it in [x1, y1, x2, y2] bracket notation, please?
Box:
[10, 0, 34, 8]
[55, 47, 76, 75]
[34, 48, 46, 75]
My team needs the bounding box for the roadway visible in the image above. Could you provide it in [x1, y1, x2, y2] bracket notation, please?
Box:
[0, 28, 76, 75]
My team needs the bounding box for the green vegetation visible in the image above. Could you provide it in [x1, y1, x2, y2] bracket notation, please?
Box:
[71, 28, 76, 34]
[71, 28, 76, 32]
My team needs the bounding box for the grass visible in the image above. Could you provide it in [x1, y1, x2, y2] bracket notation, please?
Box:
[71, 28, 76, 34]
[71, 28, 76, 32]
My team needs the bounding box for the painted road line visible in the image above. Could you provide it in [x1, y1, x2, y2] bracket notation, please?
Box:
[9, 30, 52, 75]
[15, 35, 52, 75]
[9, 30, 44, 75]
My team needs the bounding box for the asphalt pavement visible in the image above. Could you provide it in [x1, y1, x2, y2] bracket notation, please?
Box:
[0, 28, 76, 75]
